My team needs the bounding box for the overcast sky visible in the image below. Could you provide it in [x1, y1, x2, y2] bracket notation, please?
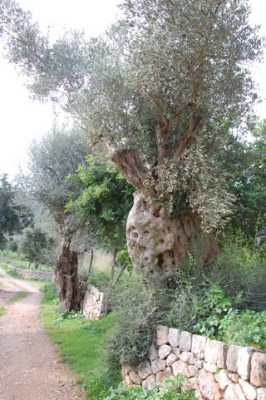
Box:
[0, 0, 265, 179]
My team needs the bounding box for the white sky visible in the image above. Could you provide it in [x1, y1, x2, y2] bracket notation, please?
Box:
[0, 0, 265, 179]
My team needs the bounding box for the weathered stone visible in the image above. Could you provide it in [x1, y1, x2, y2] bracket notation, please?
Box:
[217, 343, 228, 369]
[151, 359, 166, 374]
[224, 383, 237, 400]
[179, 351, 191, 363]
[198, 369, 217, 400]
[156, 369, 172, 386]
[204, 362, 217, 374]
[121, 364, 132, 378]
[228, 373, 239, 383]
[237, 347, 253, 380]
[250, 352, 266, 387]
[195, 360, 204, 369]
[158, 344, 172, 360]
[235, 383, 247, 400]
[179, 331, 192, 352]
[213, 383, 224, 400]
[138, 361, 152, 380]
[239, 379, 256, 400]
[257, 388, 266, 400]
[142, 374, 156, 390]
[205, 338, 226, 367]
[188, 353, 196, 365]
[192, 334, 207, 359]
[188, 365, 199, 377]
[124, 375, 132, 387]
[157, 325, 169, 346]
[168, 328, 181, 347]
[216, 369, 231, 390]
[187, 377, 198, 390]
[172, 347, 181, 357]
[226, 345, 240, 373]
[83, 284, 108, 319]
[129, 371, 142, 385]
[172, 360, 189, 377]
[166, 353, 178, 367]
[148, 344, 158, 361]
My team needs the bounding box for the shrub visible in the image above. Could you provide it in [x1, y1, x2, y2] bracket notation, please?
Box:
[40, 282, 58, 303]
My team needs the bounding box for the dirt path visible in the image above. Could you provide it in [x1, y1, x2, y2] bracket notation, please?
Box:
[0, 268, 86, 400]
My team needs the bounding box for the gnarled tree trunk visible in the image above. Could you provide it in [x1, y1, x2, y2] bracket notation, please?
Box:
[54, 240, 85, 311]
[127, 192, 218, 284]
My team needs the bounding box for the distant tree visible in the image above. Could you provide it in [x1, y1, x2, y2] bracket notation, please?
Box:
[0, 174, 32, 248]
[24, 127, 91, 310]
[0, 0, 263, 283]
[20, 227, 50, 268]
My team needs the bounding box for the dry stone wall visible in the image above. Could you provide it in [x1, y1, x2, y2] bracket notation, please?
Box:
[122, 325, 266, 400]
[82, 284, 108, 320]
[7, 265, 52, 281]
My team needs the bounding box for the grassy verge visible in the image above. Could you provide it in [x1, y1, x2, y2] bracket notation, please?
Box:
[0, 306, 4, 316]
[40, 284, 121, 399]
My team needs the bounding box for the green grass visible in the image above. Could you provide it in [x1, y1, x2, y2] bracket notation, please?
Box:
[0, 250, 52, 272]
[0, 306, 4, 316]
[7, 291, 29, 304]
[40, 286, 121, 399]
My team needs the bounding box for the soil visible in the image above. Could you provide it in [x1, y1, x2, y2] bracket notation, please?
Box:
[0, 267, 86, 400]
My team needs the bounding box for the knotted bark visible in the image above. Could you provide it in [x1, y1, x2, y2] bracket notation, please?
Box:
[127, 192, 218, 283]
[54, 242, 85, 311]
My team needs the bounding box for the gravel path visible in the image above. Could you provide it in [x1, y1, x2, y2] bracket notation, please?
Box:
[0, 268, 86, 400]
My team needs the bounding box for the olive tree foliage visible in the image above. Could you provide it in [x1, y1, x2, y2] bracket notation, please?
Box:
[0, 0, 263, 279]
[23, 127, 91, 310]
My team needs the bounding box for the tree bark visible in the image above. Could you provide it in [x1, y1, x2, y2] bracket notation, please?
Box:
[126, 192, 218, 284]
[54, 241, 85, 311]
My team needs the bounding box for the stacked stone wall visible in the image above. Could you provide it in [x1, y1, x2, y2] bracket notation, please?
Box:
[82, 284, 108, 320]
[7, 265, 52, 281]
[122, 325, 266, 400]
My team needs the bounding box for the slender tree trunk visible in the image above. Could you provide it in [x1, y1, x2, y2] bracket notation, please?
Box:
[88, 248, 94, 277]
[54, 239, 85, 311]
[126, 192, 219, 284]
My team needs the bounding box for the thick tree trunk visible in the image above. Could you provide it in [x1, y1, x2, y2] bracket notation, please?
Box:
[126, 192, 219, 284]
[54, 241, 85, 311]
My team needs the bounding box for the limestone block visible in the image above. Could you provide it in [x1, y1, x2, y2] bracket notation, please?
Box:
[228, 373, 239, 383]
[192, 334, 207, 359]
[179, 331, 192, 352]
[142, 374, 156, 390]
[148, 344, 158, 361]
[224, 383, 237, 400]
[204, 362, 217, 374]
[205, 338, 227, 368]
[216, 369, 231, 390]
[179, 351, 191, 363]
[187, 377, 198, 390]
[226, 345, 240, 373]
[188, 353, 196, 365]
[257, 388, 266, 400]
[166, 353, 179, 367]
[129, 371, 142, 385]
[195, 360, 204, 369]
[138, 361, 152, 380]
[156, 369, 172, 386]
[188, 365, 199, 377]
[151, 359, 166, 374]
[124, 375, 132, 387]
[198, 368, 218, 400]
[235, 383, 247, 400]
[168, 328, 181, 347]
[82, 284, 108, 320]
[157, 325, 169, 345]
[121, 364, 132, 378]
[237, 347, 253, 380]
[172, 347, 181, 357]
[250, 352, 266, 387]
[172, 360, 189, 377]
[239, 379, 256, 400]
[158, 344, 172, 360]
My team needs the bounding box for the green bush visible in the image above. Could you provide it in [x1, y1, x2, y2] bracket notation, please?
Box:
[40, 282, 58, 303]
[104, 376, 196, 400]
